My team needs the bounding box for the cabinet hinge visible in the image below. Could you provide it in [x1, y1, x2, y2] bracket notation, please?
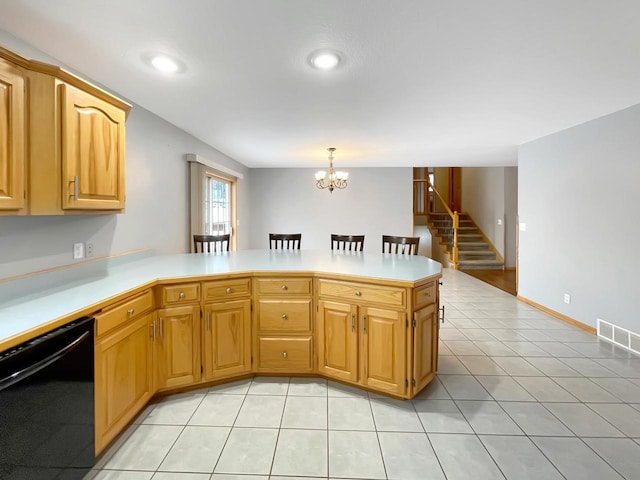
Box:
[412, 319, 417, 328]
[412, 379, 416, 387]
[251, 355, 253, 364]
[405, 378, 408, 388]
[250, 303, 253, 312]
[200, 365, 203, 374]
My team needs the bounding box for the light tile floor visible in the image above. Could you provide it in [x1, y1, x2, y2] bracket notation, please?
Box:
[87, 269, 640, 480]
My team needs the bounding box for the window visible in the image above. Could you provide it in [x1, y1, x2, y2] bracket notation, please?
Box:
[204, 174, 232, 235]
[189, 160, 237, 251]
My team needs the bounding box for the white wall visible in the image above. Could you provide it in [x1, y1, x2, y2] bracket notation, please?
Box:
[0, 30, 250, 279]
[247, 168, 413, 251]
[519, 104, 640, 331]
[460, 167, 518, 268]
[461, 168, 506, 256]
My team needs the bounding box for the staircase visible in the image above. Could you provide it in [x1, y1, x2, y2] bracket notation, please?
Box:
[427, 212, 504, 270]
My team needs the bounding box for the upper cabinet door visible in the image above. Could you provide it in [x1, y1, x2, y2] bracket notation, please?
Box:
[0, 57, 25, 210]
[60, 83, 125, 210]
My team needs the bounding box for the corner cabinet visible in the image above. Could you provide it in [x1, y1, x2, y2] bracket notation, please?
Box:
[0, 45, 130, 216]
[0, 56, 25, 211]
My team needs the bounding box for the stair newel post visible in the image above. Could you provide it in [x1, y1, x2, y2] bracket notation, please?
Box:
[452, 211, 459, 270]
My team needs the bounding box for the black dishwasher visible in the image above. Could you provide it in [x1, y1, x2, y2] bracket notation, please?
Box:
[0, 316, 95, 480]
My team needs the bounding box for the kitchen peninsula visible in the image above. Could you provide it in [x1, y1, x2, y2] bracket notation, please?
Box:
[0, 250, 442, 454]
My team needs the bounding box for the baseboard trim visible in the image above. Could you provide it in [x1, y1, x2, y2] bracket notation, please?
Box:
[517, 295, 596, 335]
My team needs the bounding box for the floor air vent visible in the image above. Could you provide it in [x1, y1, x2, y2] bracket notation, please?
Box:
[597, 318, 640, 355]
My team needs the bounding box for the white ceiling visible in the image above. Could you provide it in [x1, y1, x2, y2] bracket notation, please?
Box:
[1, 0, 640, 168]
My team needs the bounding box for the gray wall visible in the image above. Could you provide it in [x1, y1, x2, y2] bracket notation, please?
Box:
[461, 167, 518, 268]
[518, 104, 640, 331]
[247, 168, 413, 250]
[0, 30, 250, 279]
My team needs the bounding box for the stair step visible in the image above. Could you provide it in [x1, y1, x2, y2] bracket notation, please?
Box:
[459, 259, 504, 270]
[457, 242, 491, 250]
[459, 251, 497, 260]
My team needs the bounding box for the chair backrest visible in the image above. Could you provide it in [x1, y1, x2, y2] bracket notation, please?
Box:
[193, 234, 230, 253]
[382, 235, 420, 255]
[269, 233, 302, 250]
[331, 234, 365, 252]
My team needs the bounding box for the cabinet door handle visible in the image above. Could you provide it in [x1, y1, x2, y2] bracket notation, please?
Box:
[282, 351, 287, 358]
[439, 305, 445, 324]
[362, 315, 367, 334]
[206, 312, 210, 331]
[127, 308, 135, 316]
[281, 285, 288, 291]
[226, 287, 232, 294]
[73, 175, 79, 200]
[355, 291, 362, 297]
[159, 317, 164, 338]
[282, 314, 288, 320]
[150, 321, 156, 341]
[351, 313, 355, 332]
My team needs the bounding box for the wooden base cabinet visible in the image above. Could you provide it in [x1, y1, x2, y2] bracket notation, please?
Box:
[156, 305, 200, 389]
[94, 312, 155, 454]
[317, 299, 407, 396]
[412, 303, 437, 393]
[202, 299, 252, 380]
[316, 300, 358, 382]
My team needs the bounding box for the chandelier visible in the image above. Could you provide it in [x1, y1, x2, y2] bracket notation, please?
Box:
[315, 147, 348, 193]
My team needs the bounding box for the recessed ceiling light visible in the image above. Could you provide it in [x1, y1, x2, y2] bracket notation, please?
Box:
[308, 50, 342, 70]
[151, 54, 179, 73]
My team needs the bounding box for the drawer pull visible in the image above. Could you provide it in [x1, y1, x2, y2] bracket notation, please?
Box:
[226, 287, 232, 294]
[355, 291, 362, 297]
[282, 351, 287, 358]
[127, 308, 135, 315]
[282, 314, 288, 320]
[281, 285, 288, 291]
[179, 292, 185, 299]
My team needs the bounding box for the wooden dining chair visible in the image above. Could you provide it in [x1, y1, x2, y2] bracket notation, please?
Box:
[331, 234, 365, 252]
[382, 235, 420, 255]
[269, 233, 302, 250]
[193, 234, 230, 253]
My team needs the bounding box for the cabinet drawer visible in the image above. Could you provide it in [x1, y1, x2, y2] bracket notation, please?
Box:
[203, 278, 251, 301]
[258, 300, 312, 332]
[414, 281, 437, 308]
[159, 283, 200, 306]
[258, 336, 313, 372]
[96, 290, 154, 337]
[318, 279, 405, 308]
[256, 277, 312, 295]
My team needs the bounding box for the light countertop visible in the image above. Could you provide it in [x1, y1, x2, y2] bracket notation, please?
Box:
[0, 250, 441, 350]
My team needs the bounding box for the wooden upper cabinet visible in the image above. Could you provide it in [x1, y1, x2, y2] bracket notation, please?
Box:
[0, 56, 25, 211]
[60, 83, 125, 210]
[0, 45, 130, 215]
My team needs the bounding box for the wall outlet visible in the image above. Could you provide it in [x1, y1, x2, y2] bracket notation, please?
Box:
[564, 293, 571, 304]
[73, 242, 84, 259]
[86, 242, 94, 257]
